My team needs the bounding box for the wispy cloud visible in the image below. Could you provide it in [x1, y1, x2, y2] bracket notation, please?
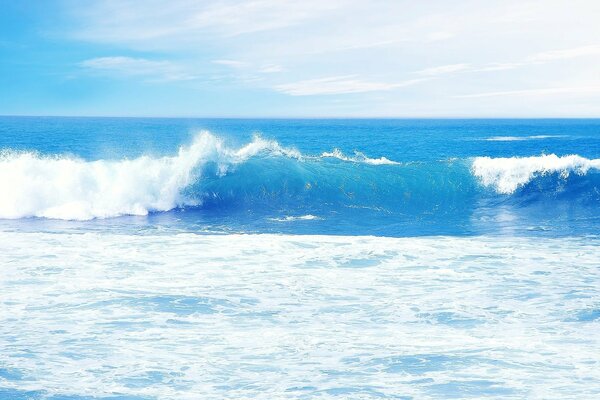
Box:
[212, 59, 248, 68]
[81, 56, 196, 81]
[70, 0, 345, 43]
[259, 64, 283, 73]
[414, 44, 600, 77]
[415, 63, 471, 76]
[473, 63, 523, 72]
[527, 44, 600, 62]
[413, 61, 522, 77]
[275, 76, 427, 96]
[62, 1, 600, 115]
[186, 0, 344, 37]
[455, 85, 600, 98]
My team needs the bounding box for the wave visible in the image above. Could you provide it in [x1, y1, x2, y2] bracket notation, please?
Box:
[472, 154, 600, 194]
[320, 149, 400, 165]
[0, 131, 598, 221]
[484, 135, 565, 142]
[0, 132, 300, 220]
[0, 132, 405, 220]
[268, 215, 321, 222]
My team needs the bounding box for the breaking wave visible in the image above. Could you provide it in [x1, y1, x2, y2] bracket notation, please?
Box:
[472, 154, 600, 194]
[0, 131, 598, 220]
[0, 132, 297, 220]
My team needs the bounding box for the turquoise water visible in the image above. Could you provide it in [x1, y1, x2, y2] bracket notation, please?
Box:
[0, 117, 599, 399]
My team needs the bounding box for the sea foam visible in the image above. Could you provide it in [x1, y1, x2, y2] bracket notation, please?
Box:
[321, 148, 401, 165]
[472, 154, 600, 194]
[1, 231, 598, 398]
[484, 135, 563, 141]
[0, 132, 298, 220]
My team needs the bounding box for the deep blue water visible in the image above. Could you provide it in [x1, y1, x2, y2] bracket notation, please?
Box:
[1, 116, 599, 236]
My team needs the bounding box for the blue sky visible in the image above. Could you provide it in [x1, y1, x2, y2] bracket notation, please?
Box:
[1, 0, 599, 117]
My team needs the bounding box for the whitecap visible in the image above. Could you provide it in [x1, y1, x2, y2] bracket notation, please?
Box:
[320, 148, 400, 165]
[268, 215, 321, 222]
[484, 135, 564, 141]
[0, 131, 301, 220]
[471, 154, 600, 194]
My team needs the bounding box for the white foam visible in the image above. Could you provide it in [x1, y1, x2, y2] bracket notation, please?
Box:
[268, 214, 321, 222]
[472, 154, 600, 194]
[484, 135, 563, 141]
[1, 232, 598, 399]
[321, 148, 400, 165]
[0, 131, 300, 220]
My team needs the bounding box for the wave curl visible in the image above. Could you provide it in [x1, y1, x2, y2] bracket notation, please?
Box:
[472, 154, 600, 194]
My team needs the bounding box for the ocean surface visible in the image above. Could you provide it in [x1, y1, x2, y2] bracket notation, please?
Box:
[1, 117, 599, 399]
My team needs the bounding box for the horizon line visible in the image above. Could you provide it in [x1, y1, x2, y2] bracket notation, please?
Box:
[2, 114, 600, 120]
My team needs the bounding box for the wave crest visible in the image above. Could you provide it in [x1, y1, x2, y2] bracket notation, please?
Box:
[0, 131, 403, 220]
[321, 148, 400, 165]
[484, 135, 564, 142]
[0, 131, 299, 220]
[472, 154, 600, 194]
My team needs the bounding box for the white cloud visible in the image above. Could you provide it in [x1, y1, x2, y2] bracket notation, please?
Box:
[456, 85, 600, 98]
[527, 44, 600, 62]
[185, 0, 344, 37]
[489, 44, 600, 69]
[414, 44, 600, 77]
[64, 0, 600, 115]
[415, 64, 471, 76]
[81, 56, 196, 81]
[274, 76, 427, 96]
[259, 64, 283, 73]
[474, 63, 523, 72]
[69, 0, 346, 43]
[212, 59, 248, 68]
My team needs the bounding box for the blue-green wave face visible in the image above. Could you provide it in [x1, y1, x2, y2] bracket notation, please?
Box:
[184, 141, 600, 235]
[1, 129, 599, 236]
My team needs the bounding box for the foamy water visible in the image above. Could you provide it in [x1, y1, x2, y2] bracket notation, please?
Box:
[1, 232, 599, 399]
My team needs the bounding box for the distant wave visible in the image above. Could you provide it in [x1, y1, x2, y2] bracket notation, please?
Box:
[484, 135, 564, 142]
[472, 154, 600, 194]
[268, 215, 322, 222]
[320, 148, 400, 165]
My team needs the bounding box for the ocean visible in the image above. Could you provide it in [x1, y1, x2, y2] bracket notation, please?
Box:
[1, 117, 599, 399]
